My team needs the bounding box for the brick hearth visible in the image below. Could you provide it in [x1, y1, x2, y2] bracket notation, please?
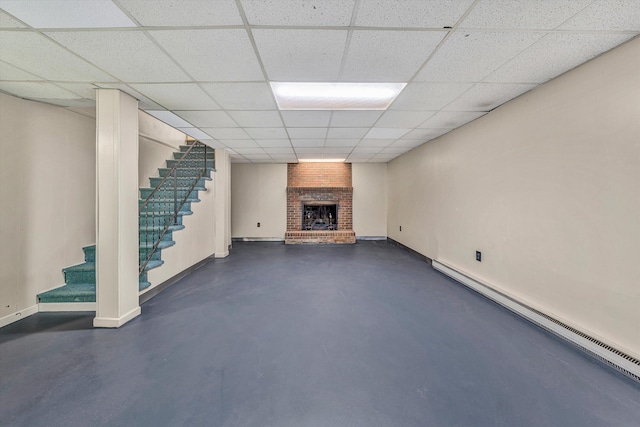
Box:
[285, 163, 356, 244]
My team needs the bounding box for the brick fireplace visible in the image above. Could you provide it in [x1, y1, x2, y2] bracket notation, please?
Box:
[285, 163, 356, 244]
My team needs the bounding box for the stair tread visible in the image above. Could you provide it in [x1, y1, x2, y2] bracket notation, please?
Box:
[139, 210, 193, 216]
[63, 262, 95, 273]
[142, 260, 164, 271]
[139, 224, 185, 232]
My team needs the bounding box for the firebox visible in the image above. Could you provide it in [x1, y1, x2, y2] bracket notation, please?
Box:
[302, 202, 337, 230]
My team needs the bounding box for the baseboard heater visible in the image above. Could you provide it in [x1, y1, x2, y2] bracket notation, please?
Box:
[432, 260, 640, 382]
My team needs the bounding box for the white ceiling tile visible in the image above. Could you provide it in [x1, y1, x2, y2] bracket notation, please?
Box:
[0, 10, 26, 27]
[295, 148, 326, 154]
[202, 128, 250, 139]
[0, 0, 136, 28]
[369, 157, 395, 163]
[292, 140, 325, 148]
[245, 127, 288, 139]
[485, 33, 635, 84]
[177, 127, 213, 140]
[355, 0, 474, 28]
[227, 111, 283, 128]
[56, 83, 98, 99]
[391, 139, 428, 148]
[401, 128, 451, 140]
[281, 111, 332, 127]
[264, 147, 295, 154]
[175, 110, 237, 127]
[444, 83, 536, 111]
[330, 111, 383, 127]
[37, 98, 96, 107]
[145, 110, 193, 128]
[202, 83, 276, 110]
[415, 31, 543, 82]
[241, 0, 355, 25]
[244, 154, 272, 160]
[324, 139, 361, 147]
[233, 148, 267, 155]
[0, 81, 80, 99]
[199, 139, 228, 149]
[358, 138, 395, 147]
[341, 30, 445, 82]
[287, 128, 327, 138]
[47, 31, 190, 82]
[220, 140, 259, 149]
[378, 146, 409, 154]
[149, 30, 264, 82]
[326, 128, 369, 138]
[376, 111, 435, 128]
[365, 128, 411, 139]
[351, 146, 383, 154]
[130, 84, 220, 110]
[323, 148, 353, 155]
[0, 31, 115, 82]
[559, 0, 640, 31]
[256, 139, 293, 148]
[462, 0, 592, 30]
[269, 157, 298, 163]
[389, 83, 473, 110]
[117, 0, 243, 26]
[419, 111, 486, 129]
[252, 29, 348, 81]
[0, 61, 43, 80]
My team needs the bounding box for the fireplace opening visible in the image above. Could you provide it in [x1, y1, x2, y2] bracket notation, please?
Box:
[303, 203, 337, 230]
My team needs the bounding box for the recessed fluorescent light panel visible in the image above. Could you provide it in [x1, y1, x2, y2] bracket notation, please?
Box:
[271, 82, 406, 110]
[298, 158, 346, 163]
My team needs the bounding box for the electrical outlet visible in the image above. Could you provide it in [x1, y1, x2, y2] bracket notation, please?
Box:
[399, 225, 402, 231]
[257, 222, 260, 227]
[476, 251, 482, 262]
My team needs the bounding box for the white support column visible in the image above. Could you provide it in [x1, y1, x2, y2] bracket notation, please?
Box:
[94, 89, 141, 328]
[214, 149, 231, 258]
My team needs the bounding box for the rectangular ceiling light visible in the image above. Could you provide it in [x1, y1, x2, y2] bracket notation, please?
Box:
[271, 82, 406, 110]
[298, 158, 346, 163]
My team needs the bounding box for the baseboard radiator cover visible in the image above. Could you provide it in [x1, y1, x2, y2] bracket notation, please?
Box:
[432, 260, 640, 383]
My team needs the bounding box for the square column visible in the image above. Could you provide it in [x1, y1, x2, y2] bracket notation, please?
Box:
[94, 89, 140, 328]
[214, 149, 231, 258]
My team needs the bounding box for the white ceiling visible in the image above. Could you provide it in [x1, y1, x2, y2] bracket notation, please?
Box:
[0, 0, 638, 163]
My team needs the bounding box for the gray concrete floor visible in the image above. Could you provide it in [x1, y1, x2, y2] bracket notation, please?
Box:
[1, 241, 639, 426]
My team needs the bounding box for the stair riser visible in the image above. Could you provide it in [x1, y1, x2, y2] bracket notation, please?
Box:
[140, 250, 162, 262]
[64, 270, 95, 285]
[139, 188, 200, 199]
[148, 177, 208, 188]
[166, 159, 214, 169]
[140, 230, 173, 243]
[173, 152, 215, 161]
[139, 216, 184, 227]
[83, 246, 96, 263]
[139, 201, 192, 213]
[157, 168, 213, 178]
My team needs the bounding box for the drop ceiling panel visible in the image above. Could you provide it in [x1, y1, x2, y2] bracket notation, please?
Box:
[177, 127, 213, 140]
[219, 140, 259, 149]
[57, 83, 98, 99]
[401, 128, 451, 140]
[0, 81, 80, 99]
[330, 111, 383, 127]
[47, 31, 190, 82]
[485, 33, 635, 84]
[0, 61, 43, 80]
[559, 0, 640, 31]
[287, 128, 327, 139]
[202, 128, 250, 139]
[389, 83, 473, 111]
[149, 29, 264, 82]
[415, 31, 544, 82]
[227, 111, 283, 128]
[292, 139, 325, 147]
[461, 0, 592, 30]
[0, 0, 136, 28]
[0, 10, 26, 27]
[365, 128, 410, 139]
[0, 31, 115, 82]
[264, 147, 295, 155]
[256, 139, 292, 148]
[175, 110, 237, 127]
[322, 147, 353, 154]
[419, 111, 486, 129]
[341, 30, 445, 82]
[326, 128, 368, 138]
[233, 148, 267, 155]
[117, 0, 243, 26]
[376, 111, 435, 128]
[241, 0, 356, 26]
[357, 138, 396, 147]
[145, 110, 192, 128]
[444, 83, 537, 111]
[200, 139, 228, 149]
[130, 84, 220, 110]
[351, 146, 384, 154]
[98, 83, 164, 110]
[202, 83, 276, 110]
[252, 29, 348, 81]
[355, 0, 474, 28]
[391, 139, 429, 148]
[281, 111, 332, 127]
[324, 139, 361, 147]
[245, 127, 288, 139]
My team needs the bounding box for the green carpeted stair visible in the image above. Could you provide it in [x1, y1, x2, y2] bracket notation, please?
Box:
[38, 143, 214, 304]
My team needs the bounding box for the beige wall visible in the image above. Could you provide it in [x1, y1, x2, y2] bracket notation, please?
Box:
[138, 111, 185, 188]
[231, 163, 287, 239]
[0, 93, 96, 322]
[387, 38, 640, 358]
[352, 163, 387, 238]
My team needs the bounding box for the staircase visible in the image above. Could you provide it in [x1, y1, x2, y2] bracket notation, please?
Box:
[38, 141, 215, 304]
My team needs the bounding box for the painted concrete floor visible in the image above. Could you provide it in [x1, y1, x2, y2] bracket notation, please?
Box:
[1, 241, 639, 426]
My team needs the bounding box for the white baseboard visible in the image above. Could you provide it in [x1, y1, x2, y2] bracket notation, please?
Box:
[0, 305, 39, 328]
[39, 302, 96, 312]
[93, 306, 141, 328]
[215, 250, 230, 258]
[432, 260, 640, 381]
